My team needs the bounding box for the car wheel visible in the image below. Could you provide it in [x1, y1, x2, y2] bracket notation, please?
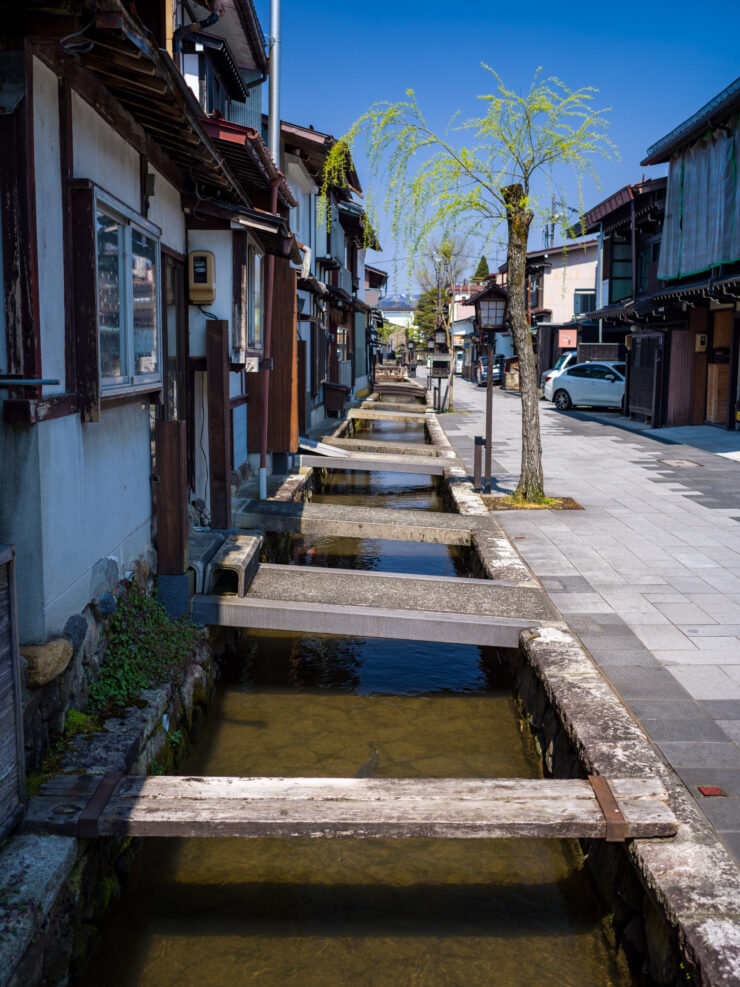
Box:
[553, 389, 572, 411]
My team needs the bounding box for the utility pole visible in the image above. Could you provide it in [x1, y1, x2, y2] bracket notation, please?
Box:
[259, 0, 281, 500]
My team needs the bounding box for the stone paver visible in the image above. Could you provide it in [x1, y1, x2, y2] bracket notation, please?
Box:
[442, 379, 740, 861]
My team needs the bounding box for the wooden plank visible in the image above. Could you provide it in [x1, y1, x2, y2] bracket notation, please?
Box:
[23, 775, 677, 840]
[70, 183, 100, 422]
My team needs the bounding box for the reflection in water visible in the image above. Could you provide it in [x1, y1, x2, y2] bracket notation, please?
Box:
[288, 534, 472, 578]
[356, 418, 429, 444]
[314, 468, 443, 512]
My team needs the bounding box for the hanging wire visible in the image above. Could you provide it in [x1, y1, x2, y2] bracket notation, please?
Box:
[59, 13, 96, 54]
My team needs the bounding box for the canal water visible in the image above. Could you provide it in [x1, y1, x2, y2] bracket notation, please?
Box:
[78, 456, 634, 986]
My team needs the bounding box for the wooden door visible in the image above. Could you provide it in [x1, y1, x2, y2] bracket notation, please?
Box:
[665, 330, 693, 427]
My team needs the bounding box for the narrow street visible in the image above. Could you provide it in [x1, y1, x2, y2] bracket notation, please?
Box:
[444, 379, 740, 860]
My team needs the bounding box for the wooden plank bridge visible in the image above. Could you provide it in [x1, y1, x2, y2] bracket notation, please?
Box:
[23, 774, 678, 842]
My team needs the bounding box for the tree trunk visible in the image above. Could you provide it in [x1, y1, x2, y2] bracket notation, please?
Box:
[502, 184, 544, 502]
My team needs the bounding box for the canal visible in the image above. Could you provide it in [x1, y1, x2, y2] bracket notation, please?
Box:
[78, 438, 634, 985]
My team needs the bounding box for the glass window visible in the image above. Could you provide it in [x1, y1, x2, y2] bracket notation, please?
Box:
[567, 366, 593, 378]
[132, 229, 158, 377]
[96, 211, 125, 381]
[249, 245, 263, 347]
[95, 194, 160, 392]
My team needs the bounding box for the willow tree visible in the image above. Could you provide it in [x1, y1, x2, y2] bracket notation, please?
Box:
[323, 68, 613, 502]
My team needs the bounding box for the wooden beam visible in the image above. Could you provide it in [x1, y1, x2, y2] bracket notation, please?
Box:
[0, 48, 41, 391]
[206, 320, 232, 529]
[23, 774, 678, 841]
[154, 420, 188, 574]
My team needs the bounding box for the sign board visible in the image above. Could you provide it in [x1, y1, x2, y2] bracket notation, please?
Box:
[559, 328, 577, 348]
[244, 357, 259, 373]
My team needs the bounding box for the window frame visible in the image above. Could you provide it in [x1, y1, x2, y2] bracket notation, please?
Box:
[93, 187, 162, 398]
[247, 238, 264, 349]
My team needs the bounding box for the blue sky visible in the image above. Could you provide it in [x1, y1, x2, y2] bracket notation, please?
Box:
[255, 0, 740, 287]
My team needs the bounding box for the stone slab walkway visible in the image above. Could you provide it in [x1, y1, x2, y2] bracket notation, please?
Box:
[442, 378, 740, 862]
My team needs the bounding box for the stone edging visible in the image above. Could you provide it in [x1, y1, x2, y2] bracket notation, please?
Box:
[431, 411, 740, 987]
[0, 640, 218, 987]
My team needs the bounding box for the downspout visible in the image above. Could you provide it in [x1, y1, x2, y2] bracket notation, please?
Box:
[259, 0, 281, 500]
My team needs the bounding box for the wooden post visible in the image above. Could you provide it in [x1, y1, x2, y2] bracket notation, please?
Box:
[206, 320, 232, 529]
[0, 545, 25, 841]
[154, 420, 188, 574]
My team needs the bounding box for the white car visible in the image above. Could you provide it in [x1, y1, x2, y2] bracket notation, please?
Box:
[540, 350, 577, 391]
[546, 361, 626, 410]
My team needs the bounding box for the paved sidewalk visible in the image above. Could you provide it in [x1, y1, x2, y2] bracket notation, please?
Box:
[442, 378, 740, 860]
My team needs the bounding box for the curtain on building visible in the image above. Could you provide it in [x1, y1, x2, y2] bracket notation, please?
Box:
[658, 123, 738, 280]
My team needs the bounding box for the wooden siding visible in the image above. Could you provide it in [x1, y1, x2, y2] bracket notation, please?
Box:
[689, 308, 709, 425]
[665, 330, 693, 427]
[154, 421, 188, 574]
[245, 259, 298, 453]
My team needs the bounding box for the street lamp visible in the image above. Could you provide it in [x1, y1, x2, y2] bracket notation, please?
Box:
[469, 282, 508, 494]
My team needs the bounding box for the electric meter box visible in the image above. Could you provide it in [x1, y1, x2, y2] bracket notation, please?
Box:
[188, 250, 216, 303]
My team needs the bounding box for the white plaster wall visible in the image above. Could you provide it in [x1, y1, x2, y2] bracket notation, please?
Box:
[36, 404, 153, 637]
[148, 168, 186, 253]
[543, 246, 597, 323]
[72, 92, 140, 209]
[187, 230, 234, 357]
[33, 57, 66, 396]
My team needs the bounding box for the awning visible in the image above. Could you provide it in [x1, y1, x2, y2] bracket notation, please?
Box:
[76, 8, 247, 201]
[652, 279, 710, 302]
[585, 297, 654, 321]
[231, 209, 301, 263]
[200, 117, 296, 208]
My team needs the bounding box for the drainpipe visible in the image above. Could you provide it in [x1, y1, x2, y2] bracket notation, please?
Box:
[259, 0, 281, 500]
[268, 0, 281, 164]
[259, 179, 280, 499]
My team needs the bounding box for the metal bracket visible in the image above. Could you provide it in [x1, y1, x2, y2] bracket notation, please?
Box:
[589, 775, 627, 842]
[77, 771, 123, 838]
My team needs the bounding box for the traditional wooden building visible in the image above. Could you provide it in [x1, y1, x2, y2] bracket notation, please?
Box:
[640, 79, 740, 431]
[576, 179, 668, 423]
[0, 0, 296, 643]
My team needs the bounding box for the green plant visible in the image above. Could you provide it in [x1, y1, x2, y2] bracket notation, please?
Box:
[149, 759, 165, 776]
[88, 581, 203, 714]
[65, 709, 100, 737]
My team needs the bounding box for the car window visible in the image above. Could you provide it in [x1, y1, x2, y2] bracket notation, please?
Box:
[566, 365, 593, 378]
[612, 363, 626, 376]
[553, 351, 576, 370]
[588, 365, 614, 379]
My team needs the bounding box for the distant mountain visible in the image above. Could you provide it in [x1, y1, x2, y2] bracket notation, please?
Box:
[379, 291, 418, 311]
